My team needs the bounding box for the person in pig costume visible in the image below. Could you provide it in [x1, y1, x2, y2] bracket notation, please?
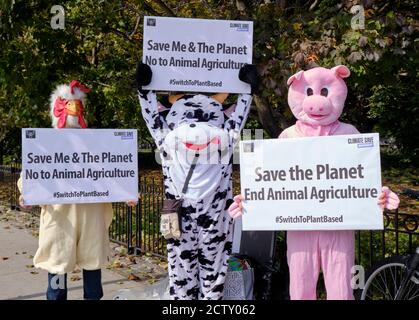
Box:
[18, 80, 137, 300]
[228, 65, 400, 300]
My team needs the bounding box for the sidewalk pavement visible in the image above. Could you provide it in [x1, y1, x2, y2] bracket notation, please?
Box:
[0, 221, 145, 300]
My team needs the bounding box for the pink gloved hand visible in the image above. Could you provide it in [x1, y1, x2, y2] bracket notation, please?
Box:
[228, 194, 244, 219]
[378, 186, 400, 210]
[126, 200, 138, 207]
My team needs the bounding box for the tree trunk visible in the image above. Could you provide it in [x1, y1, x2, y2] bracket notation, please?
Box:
[253, 95, 288, 138]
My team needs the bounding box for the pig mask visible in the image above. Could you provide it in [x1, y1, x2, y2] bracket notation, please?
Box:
[287, 65, 350, 127]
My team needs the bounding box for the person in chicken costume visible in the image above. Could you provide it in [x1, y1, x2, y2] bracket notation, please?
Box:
[18, 80, 137, 300]
[228, 65, 400, 300]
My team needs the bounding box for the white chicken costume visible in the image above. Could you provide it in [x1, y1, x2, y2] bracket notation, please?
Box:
[18, 81, 113, 276]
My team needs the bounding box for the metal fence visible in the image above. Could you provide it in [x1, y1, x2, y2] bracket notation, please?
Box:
[1, 163, 418, 268]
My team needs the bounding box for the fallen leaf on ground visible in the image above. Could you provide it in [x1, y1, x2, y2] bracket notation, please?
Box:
[70, 275, 81, 281]
[1, 257, 10, 261]
[30, 271, 39, 275]
[25, 264, 34, 268]
[128, 273, 140, 281]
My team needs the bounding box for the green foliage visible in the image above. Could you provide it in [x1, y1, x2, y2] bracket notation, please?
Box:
[0, 0, 418, 164]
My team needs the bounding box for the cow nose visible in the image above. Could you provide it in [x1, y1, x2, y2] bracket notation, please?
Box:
[189, 123, 196, 128]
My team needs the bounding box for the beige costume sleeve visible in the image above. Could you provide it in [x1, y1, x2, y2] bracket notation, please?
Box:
[17, 174, 22, 193]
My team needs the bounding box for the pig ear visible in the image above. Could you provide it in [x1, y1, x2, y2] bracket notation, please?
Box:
[223, 103, 237, 117]
[331, 65, 351, 78]
[286, 70, 304, 86]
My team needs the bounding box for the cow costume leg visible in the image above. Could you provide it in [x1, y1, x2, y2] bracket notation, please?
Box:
[167, 191, 234, 300]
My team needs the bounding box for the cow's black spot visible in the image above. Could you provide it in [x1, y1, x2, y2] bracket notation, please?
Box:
[207, 234, 226, 245]
[202, 273, 219, 282]
[197, 213, 216, 229]
[186, 287, 200, 299]
[198, 249, 214, 266]
[225, 198, 234, 210]
[223, 241, 232, 253]
[165, 192, 176, 200]
[182, 95, 195, 101]
[212, 284, 225, 293]
[152, 117, 161, 130]
[201, 265, 215, 272]
[167, 238, 181, 246]
[213, 189, 228, 203]
[180, 250, 197, 262]
[174, 279, 188, 287]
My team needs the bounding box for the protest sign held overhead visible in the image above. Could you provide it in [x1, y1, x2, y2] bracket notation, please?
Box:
[142, 16, 253, 93]
[240, 133, 383, 231]
[22, 128, 138, 205]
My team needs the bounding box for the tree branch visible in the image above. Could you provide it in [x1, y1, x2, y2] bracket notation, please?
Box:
[129, 16, 141, 39]
[253, 95, 283, 138]
[151, 0, 176, 16]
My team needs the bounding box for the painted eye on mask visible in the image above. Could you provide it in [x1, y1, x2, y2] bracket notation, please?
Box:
[306, 87, 313, 96]
[321, 88, 329, 97]
[186, 112, 194, 119]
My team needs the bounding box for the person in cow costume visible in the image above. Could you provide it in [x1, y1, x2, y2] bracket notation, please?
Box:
[18, 81, 137, 300]
[136, 62, 259, 300]
[228, 65, 400, 300]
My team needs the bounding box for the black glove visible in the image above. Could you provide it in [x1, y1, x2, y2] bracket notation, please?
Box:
[239, 64, 260, 95]
[136, 62, 153, 91]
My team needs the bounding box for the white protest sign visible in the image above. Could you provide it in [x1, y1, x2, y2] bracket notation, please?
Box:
[22, 128, 138, 205]
[142, 16, 253, 93]
[240, 133, 383, 231]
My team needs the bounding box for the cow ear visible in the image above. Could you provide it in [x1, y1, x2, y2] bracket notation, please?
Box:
[286, 70, 304, 86]
[211, 93, 229, 104]
[157, 101, 170, 113]
[223, 103, 236, 117]
[331, 65, 351, 78]
[169, 94, 184, 104]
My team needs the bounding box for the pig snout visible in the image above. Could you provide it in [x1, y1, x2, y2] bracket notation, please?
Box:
[302, 95, 333, 119]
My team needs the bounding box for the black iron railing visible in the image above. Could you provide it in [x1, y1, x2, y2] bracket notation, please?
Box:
[1, 164, 418, 268]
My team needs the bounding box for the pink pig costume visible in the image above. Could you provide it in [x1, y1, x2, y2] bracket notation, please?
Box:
[282, 65, 375, 300]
